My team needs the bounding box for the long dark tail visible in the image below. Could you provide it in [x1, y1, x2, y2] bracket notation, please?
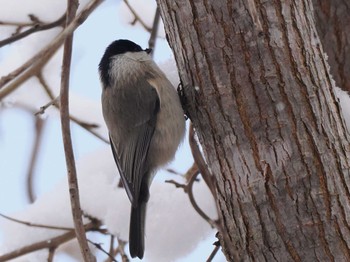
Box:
[129, 200, 147, 259]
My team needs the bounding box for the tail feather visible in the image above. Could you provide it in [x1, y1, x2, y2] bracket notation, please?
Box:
[129, 201, 147, 259]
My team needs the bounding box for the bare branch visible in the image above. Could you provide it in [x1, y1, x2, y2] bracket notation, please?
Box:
[26, 116, 46, 203]
[0, 20, 34, 27]
[206, 239, 220, 262]
[35, 96, 109, 143]
[69, 115, 99, 129]
[189, 122, 216, 199]
[28, 14, 40, 23]
[36, 72, 55, 98]
[165, 167, 182, 175]
[106, 235, 115, 262]
[117, 238, 129, 262]
[104, 237, 129, 262]
[0, 53, 40, 88]
[0, 14, 66, 48]
[148, 7, 160, 56]
[59, 0, 95, 261]
[0, 221, 100, 262]
[47, 247, 56, 262]
[34, 96, 60, 115]
[0, 0, 104, 100]
[165, 179, 186, 189]
[0, 232, 75, 262]
[123, 0, 151, 32]
[165, 163, 218, 228]
[0, 30, 56, 89]
[87, 239, 117, 262]
[186, 170, 216, 228]
[35, 73, 109, 143]
[0, 213, 73, 231]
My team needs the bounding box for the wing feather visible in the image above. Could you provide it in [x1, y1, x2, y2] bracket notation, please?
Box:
[103, 78, 159, 207]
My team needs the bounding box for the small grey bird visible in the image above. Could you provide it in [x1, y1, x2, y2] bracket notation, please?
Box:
[98, 39, 185, 259]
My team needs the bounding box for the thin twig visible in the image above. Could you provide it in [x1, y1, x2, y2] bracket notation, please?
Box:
[123, 0, 151, 32]
[0, 231, 75, 262]
[0, 20, 35, 26]
[87, 239, 117, 262]
[165, 167, 182, 175]
[69, 115, 99, 129]
[35, 96, 60, 115]
[36, 73, 109, 143]
[104, 237, 127, 262]
[26, 116, 46, 203]
[0, 221, 100, 262]
[0, 16, 36, 37]
[71, 114, 109, 143]
[0, 213, 73, 231]
[117, 238, 129, 262]
[36, 72, 55, 98]
[185, 170, 217, 228]
[165, 164, 217, 228]
[0, 14, 66, 48]
[189, 122, 216, 199]
[0, 53, 40, 88]
[106, 235, 115, 262]
[148, 7, 160, 56]
[0, 15, 62, 88]
[28, 14, 40, 23]
[206, 241, 220, 262]
[0, 0, 104, 100]
[47, 247, 56, 262]
[59, 0, 95, 261]
[184, 160, 200, 182]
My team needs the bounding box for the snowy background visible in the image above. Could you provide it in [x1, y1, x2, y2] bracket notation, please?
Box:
[0, 0, 223, 261]
[2, 0, 350, 261]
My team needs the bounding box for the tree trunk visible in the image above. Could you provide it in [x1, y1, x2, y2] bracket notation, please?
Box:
[313, 0, 350, 93]
[158, 0, 350, 261]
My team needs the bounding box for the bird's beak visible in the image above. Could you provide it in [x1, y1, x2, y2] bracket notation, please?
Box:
[145, 48, 152, 54]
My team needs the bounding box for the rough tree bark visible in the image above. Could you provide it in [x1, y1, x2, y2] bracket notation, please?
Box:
[313, 0, 350, 93]
[158, 0, 350, 261]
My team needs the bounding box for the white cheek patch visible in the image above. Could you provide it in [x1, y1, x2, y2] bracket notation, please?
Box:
[125, 51, 152, 62]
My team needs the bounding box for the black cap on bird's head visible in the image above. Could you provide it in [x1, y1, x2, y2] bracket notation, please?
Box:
[98, 39, 152, 87]
[104, 39, 143, 56]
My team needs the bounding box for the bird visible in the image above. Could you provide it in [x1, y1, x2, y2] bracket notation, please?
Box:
[98, 39, 186, 259]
